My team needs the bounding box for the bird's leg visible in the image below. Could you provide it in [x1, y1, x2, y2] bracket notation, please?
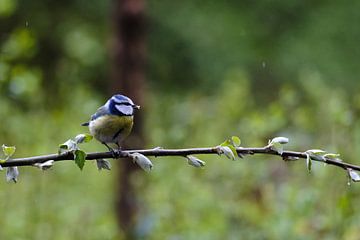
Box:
[115, 142, 125, 157]
[115, 142, 130, 158]
[102, 142, 113, 151]
[116, 142, 121, 151]
[102, 142, 117, 158]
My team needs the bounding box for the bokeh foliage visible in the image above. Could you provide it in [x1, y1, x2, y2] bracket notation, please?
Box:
[1, 0, 360, 239]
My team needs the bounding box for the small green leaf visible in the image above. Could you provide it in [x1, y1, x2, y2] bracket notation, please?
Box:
[270, 142, 284, 155]
[75, 134, 93, 144]
[220, 140, 231, 147]
[228, 145, 238, 159]
[33, 160, 54, 171]
[270, 137, 289, 145]
[74, 150, 86, 170]
[231, 136, 241, 147]
[0, 159, 6, 163]
[348, 169, 360, 182]
[6, 167, 19, 183]
[96, 159, 111, 171]
[323, 153, 340, 159]
[268, 137, 289, 154]
[305, 150, 326, 161]
[2, 144, 16, 158]
[59, 144, 68, 152]
[59, 139, 77, 153]
[186, 155, 206, 168]
[130, 153, 153, 172]
[306, 149, 326, 155]
[283, 156, 299, 161]
[306, 154, 312, 173]
[219, 137, 239, 159]
[217, 146, 236, 160]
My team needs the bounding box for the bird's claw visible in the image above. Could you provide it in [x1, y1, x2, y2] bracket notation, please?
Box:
[110, 149, 118, 158]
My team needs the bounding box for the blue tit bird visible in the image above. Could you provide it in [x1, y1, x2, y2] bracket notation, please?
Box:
[82, 94, 140, 151]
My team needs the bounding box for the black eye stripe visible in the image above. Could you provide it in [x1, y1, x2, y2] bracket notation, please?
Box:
[119, 102, 132, 106]
[112, 100, 132, 106]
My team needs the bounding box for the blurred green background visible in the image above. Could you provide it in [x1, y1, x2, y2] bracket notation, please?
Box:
[1, 0, 360, 239]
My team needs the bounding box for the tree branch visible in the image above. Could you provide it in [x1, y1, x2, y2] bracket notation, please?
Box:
[1, 146, 359, 173]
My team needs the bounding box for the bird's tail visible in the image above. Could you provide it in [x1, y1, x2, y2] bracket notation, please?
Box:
[81, 122, 89, 126]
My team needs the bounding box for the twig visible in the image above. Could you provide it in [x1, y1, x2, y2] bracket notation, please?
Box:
[1, 146, 359, 172]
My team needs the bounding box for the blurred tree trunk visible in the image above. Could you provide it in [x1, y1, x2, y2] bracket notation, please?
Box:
[111, 0, 146, 238]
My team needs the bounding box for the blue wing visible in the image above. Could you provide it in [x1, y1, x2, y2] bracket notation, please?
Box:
[81, 105, 110, 126]
[91, 106, 110, 120]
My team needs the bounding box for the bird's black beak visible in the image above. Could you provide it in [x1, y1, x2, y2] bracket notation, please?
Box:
[132, 104, 140, 110]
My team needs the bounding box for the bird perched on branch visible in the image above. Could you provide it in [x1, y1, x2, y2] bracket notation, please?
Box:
[82, 94, 140, 152]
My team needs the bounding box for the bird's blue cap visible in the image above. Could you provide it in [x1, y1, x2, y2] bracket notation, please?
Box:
[107, 94, 140, 116]
[111, 94, 134, 105]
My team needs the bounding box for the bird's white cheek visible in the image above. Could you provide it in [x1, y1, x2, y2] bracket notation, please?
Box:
[115, 105, 133, 115]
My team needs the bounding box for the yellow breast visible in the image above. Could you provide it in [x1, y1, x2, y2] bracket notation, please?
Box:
[89, 115, 134, 144]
